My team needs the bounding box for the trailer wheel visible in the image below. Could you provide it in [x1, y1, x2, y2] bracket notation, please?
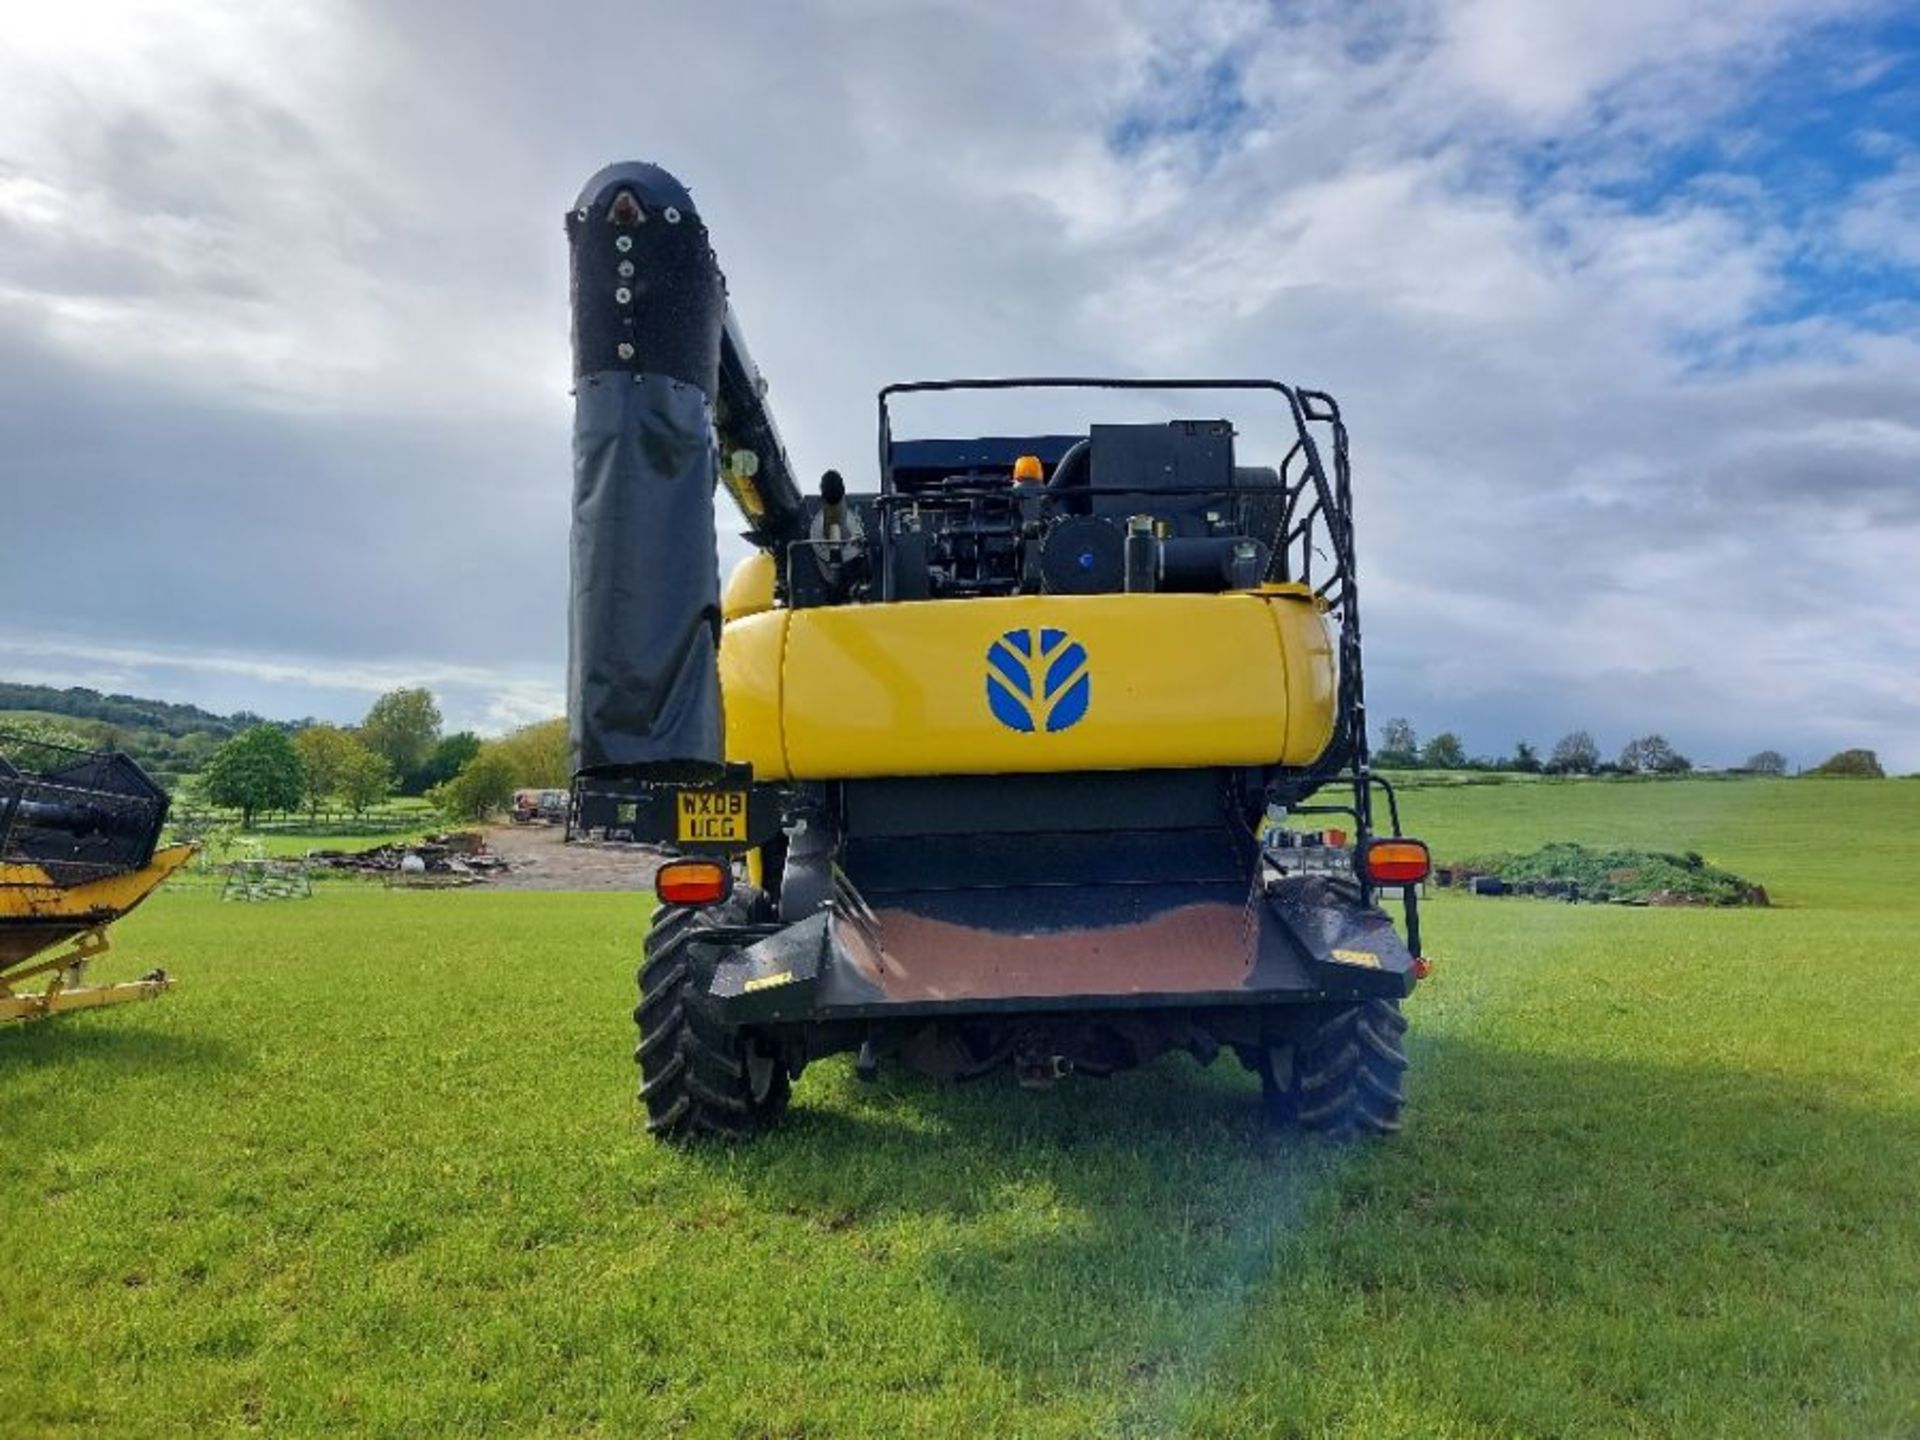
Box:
[1258, 999, 1407, 1139]
[635, 892, 790, 1142]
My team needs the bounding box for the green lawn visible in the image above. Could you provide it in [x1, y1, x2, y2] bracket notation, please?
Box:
[3, 780, 1917, 1436]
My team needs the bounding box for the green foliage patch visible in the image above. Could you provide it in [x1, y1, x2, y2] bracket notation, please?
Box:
[1809, 747, 1886, 778]
[1446, 841, 1767, 905]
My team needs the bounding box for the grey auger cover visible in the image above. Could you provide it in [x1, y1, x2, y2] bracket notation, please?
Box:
[565, 160, 729, 781]
[568, 370, 724, 779]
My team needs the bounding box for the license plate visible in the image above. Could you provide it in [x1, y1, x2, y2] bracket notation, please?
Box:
[676, 789, 747, 844]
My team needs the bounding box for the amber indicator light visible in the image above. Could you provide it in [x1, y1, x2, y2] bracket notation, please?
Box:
[656, 858, 730, 907]
[1363, 839, 1431, 886]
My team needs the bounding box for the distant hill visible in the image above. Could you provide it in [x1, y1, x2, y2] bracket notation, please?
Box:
[0, 681, 272, 739]
[0, 681, 291, 788]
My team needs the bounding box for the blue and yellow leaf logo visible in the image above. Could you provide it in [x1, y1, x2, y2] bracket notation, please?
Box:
[986, 628, 1091, 734]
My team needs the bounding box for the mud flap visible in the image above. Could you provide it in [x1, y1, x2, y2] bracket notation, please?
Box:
[1262, 873, 1417, 1000]
[708, 912, 829, 1024]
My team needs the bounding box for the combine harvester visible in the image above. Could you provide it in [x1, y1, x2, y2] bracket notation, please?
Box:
[566, 162, 1432, 1141]
[1, 736, 192, 1022]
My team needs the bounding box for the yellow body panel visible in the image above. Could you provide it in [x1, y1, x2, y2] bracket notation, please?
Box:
[1270, 592, 1339, 761]
[721, 552, 778, 622]
[720, 609, 790, 775]
[0, 843, 197, 923]
[720, 592, 1335, 781]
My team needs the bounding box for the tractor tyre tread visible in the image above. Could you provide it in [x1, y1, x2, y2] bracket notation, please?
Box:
[1261, 998, 1407, 1139]
[634, 893, 790, 1143]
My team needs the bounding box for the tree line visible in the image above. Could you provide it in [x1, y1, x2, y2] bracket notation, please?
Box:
[0, 685, 575, 830]
[1372, 719, 1885, 778]
[0, 682, 266, 788]
[185, 688, 574, 828]
[0, 680, 264, 739]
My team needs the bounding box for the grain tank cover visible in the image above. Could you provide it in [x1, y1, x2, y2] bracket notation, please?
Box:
[567, 162, 727, 780]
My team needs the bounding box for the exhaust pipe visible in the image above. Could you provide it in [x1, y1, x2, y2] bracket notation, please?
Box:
[566, 162, 727, 781]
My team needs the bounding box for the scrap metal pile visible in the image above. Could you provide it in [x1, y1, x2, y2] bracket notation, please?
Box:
[307, 831, 516, 884]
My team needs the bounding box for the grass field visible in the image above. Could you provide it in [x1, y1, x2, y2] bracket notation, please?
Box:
[3, 780, 1917, 1436]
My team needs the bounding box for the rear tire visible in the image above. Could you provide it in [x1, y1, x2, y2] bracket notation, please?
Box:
[1258, 999, 1407, 1139]
[636, 892, 790, 1143]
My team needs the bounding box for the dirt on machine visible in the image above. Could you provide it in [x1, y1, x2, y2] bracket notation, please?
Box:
[563, 161, 1433, 1142]
[1, 734, 192, 1023]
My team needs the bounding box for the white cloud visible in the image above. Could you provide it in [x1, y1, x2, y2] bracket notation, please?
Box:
[0, 0, 563, 416]
[0, 0, 1914, 769]
[1432, 0, 1862, 125]
[1836, 158, 1920, 267]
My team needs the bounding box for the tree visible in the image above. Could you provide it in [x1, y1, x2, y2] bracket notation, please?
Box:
[1619, 734, 1690, 775]
[179, 731, 221, 769]
[415, 731, 482, 791]
[430, 749, 517, 821]
[338, 743, 395, 816]
[1510, 740, 1542, 774]
[202, 725, 305, 829]
[424, 718, 570, 822]
[1743, 749, 1788, 776]
[1548, 730, 1600, 775]
[1420, 732, 1467, 770]
[292, 725, 357, 819]
[492, 718, 570, 789]
[0, 716, 92, 769]
[1809, 748, 1885, 778]
[1376, 717, 1419, 766]
[360, 688, 442, 789]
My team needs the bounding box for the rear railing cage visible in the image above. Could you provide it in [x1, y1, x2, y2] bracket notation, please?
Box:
[876, 378, 1378, 864]
[0, 734, 169, 888]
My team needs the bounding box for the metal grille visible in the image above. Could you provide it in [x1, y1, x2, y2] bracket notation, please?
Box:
[0, 734, 169, 888]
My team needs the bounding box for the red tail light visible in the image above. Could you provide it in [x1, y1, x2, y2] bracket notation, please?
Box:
[1363, 838, 1431, 886]
[655, 858, 730, 907]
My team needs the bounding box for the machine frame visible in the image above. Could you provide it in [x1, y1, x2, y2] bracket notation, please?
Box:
[558, 160, 1428, 1140]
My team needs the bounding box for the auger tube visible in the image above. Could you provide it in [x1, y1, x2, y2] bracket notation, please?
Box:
[566, 162, 808, 782]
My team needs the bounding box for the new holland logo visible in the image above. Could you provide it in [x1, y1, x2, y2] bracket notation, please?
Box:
[986, 627, 1090, 734]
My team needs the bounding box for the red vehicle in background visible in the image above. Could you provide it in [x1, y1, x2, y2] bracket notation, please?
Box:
[511, 788, 569, 825]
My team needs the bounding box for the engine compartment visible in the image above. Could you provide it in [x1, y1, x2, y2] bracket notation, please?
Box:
[786, 420, 1293, 608]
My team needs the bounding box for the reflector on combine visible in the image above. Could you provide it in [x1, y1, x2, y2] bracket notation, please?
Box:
[0, 735, 193, 1023]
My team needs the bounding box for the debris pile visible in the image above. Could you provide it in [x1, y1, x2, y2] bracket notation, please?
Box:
[307, 831, 517, 884]
[1437, 842, 1768, 907]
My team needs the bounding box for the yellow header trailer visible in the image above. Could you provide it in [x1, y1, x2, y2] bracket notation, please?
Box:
[0, 844, 194, 1021]
[1, 737, 190, 1023]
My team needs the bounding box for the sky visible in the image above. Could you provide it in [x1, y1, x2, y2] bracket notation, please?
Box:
[1, 0, 1916, 770]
